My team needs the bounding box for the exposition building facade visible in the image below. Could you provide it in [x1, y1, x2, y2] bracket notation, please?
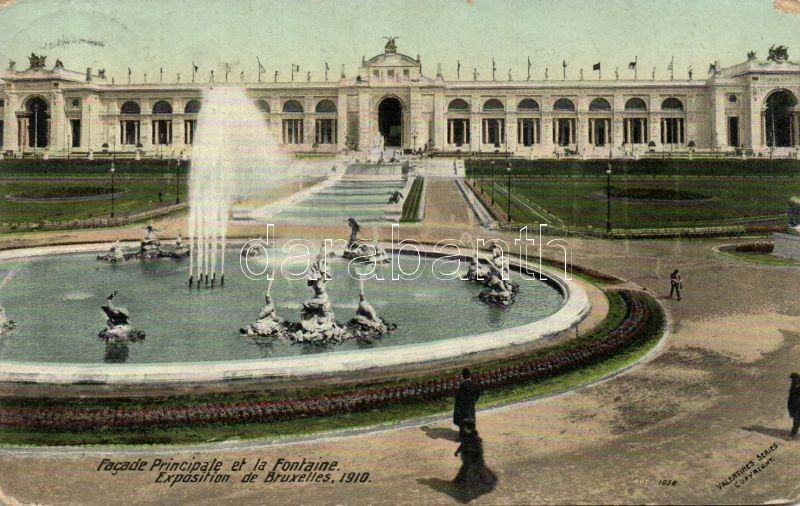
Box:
[1, 42, 799, 159]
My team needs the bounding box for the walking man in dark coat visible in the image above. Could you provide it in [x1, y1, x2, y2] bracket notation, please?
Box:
[454, 368, 481, 440]
[669, 269, 682, 300]
[788, 373, 800, 438]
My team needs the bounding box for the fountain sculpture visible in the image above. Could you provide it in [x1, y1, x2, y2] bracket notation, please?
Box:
[466, 254, 489, 283]
[0, 304, 17, 335]
[348, 288, 395, 340]
[241, 247, 394, 344]
[139, 221, 163, 258]
[98, 290, 145, 342]
[97, 228, 189, 263]
[388, 190, 404, 205]
[467, 242, 519, 306]
[342, 217, 390, 264]
[96, 238, 127, 263]
[240, 283, 283, 337]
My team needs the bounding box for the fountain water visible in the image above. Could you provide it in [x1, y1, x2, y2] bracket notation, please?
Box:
[187, 86, 292, 287]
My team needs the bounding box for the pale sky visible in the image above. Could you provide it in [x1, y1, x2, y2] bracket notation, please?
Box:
[0, 0, 798, 83]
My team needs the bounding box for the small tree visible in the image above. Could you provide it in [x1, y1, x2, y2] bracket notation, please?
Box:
[747, 50, 757, 61]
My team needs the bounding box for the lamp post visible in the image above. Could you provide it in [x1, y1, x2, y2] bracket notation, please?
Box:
[605, 164, 612, 233]
[506, 159, 512, 224]
[110, 161, 116, 219]
[32, 104, 39, 148]
[490, 159, 495, 206]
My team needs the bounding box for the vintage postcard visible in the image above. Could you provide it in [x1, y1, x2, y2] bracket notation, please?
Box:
[0, 0, 799, 504]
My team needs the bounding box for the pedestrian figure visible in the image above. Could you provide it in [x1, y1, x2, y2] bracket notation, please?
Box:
[669, 269, 682, 300]
[158, 191, 164, 203]
[453, 418, 497, 493]
[453, 368, 481, 440]
[788, 373, 800, 438]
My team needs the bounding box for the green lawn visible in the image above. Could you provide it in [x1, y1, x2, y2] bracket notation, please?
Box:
[0, 179, 188, 223]
[478, 178, 800, 229]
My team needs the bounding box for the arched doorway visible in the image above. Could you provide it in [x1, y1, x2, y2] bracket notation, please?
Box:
[26, 97, 50, 148]
[765, 90, 797, 147]
[378, 97, 403, 147]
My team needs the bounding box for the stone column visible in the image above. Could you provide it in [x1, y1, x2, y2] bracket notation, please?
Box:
[357, 91, 370, 152]
[48, 90, 65, 153]
[336, 92, 347, 152]
[432, 89, 445, 151]
[303, 96, 315, 149]
[624, 119, 631, 145]
[506, 109, 517, 153]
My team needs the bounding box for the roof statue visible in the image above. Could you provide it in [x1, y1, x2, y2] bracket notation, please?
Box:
[28, 53, 46, 71]
[767, 44, 789, 63]
[383, 36, 398, 53]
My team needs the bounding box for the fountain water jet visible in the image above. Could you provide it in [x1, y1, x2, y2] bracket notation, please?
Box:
[187, 86, 292, 287]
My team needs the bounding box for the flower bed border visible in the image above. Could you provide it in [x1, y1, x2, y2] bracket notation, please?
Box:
[0, 290, 662, 432]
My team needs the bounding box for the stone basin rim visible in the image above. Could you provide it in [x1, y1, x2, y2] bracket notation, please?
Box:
[0, 241, 591, 385]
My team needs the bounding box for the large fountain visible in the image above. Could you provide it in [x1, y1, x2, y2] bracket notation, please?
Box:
[0, 86, 591, 385]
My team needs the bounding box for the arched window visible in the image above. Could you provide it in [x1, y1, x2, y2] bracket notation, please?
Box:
[184, 100, 201, 114]
[589, 98, 612, 111]
[765, 89, 799, 147]
[482, 99, 504, 112]
[315, 100, 336, 113]
[120, 101, 140, 114]
[283, 100, 303, 113]
[152, 101, 172, 114]
[625, 98, 647, 111]
[661, 97, 683, 111]
[553, 98, 575, 112]
[255, 99, 270, 113]
[518, 98, 540, 111]
[448, 98, 470, 112]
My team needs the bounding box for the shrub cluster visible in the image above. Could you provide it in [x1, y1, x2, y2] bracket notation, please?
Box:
[734, 241, 774, 253]
[0, 291, 661, 432]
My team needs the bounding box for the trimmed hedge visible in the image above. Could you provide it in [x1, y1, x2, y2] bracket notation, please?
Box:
[400, 177, 424, 222]
[0, 158, 178, 176]
[466, 158, 800, 178]
[0, 290, 663, 432]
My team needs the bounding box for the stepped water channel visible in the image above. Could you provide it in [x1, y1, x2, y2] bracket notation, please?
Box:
[272, 163, 409, 224]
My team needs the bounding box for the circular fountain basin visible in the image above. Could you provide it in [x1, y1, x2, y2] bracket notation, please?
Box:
[0, 242, 590, 385]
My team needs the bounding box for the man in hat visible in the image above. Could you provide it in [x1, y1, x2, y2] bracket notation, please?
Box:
[453, 368, 481, 441]
[788, 373, 800, 438]
[669, 269, 682, 300]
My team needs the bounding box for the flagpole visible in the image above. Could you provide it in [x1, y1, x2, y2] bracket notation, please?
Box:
[635, 56, 638, 80]
[670, 56, 674, 80]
